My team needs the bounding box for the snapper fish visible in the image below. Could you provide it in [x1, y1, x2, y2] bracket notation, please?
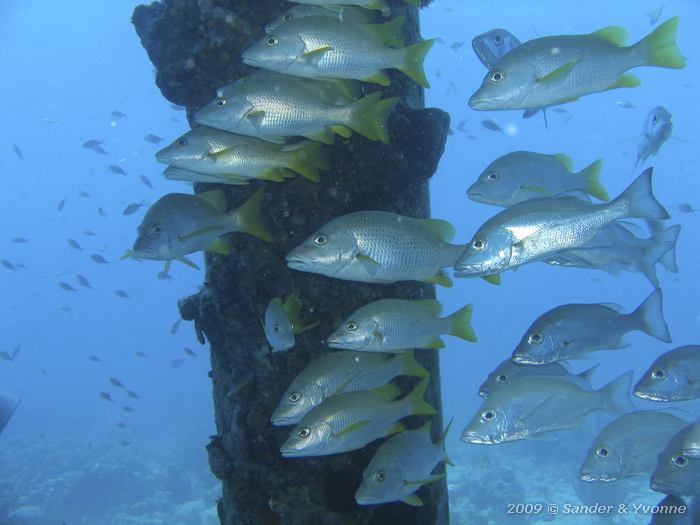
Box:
[651, 425, 700, 496]
[470, 17, 685, 111]
[286, 0, 420, 14]
[286, 211, 465, 287]
[266, 5, 379, 35]
[271, 350, 428, 426]
[636, 106, 673, 170]
[634, 345, 700, 402]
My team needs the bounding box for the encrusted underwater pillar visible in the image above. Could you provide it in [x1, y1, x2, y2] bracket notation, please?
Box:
[132, 1, 449, 523]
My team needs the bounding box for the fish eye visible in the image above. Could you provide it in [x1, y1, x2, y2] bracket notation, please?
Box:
[314, 235, 327, 246]
[282, 14, 292, 21]
[490, 71, 505, 83]
[652, 115, 659, 124]
[298, 427, 310, 438]
[486, 171, 498, 181]
[528, 332, 544, 345]
[272, 323, 280, 333]
[481, 409, 496, 422]
[176, 138, 187, 147]
[288, 392, 300, 403]
[375, 470, 387, 482]
[216, 99, 226, 108]
[596, 446, 609, 459]
[151, 224, 162, 235]
[267, 37, 278, 47]
[471, 239, 487, 251]
[496, 374, 507, 383]
[494, 34, 503, 44]
[652, 369, 666, 379]
[672, 454, 688, 468]
[346, 322, 357, 332]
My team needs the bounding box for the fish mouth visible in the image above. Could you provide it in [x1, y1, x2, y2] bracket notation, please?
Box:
[469, 93, 496, 111]
[130, 247, 158, 260]
[241, 52, 265, 69]
[326, 336, 349, 349]
[280, 447, 306, 458]
[460, 430, 493, 444]
[632, 388, 665, 401]
[511, 353, 549, 365]
[155, 153, 173, 165]
[355, 495, 382, 506]
[649, 480, 677, 494]
[478, 390, 488, 399]
[270, 414, 297, 427]
[580, 472, 616, 482]
[286, 253, 313, 271]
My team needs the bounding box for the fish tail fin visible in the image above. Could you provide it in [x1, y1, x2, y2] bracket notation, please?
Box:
[579, 159, 608, 201]
[649, 223, 681, 273]
[348, 92, 398, 144]
[287, 142, 328, 183]
[404, 378, 437, 416]
[447, 304, 477, 342]
[632, 288, 672, 342]
[399, 39, 435, 88]
[598, 370, 635, 414]
[615, 167, 669, 220]
[401, 351, 430, 378]
[229, 188, 274, 242]
[635, 16, 686, 69]
[639, 241, 667, 287]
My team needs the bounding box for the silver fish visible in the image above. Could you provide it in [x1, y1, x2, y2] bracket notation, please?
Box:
[271, 351, 428, 426]
[326, 298, 476, 352]
[266, 5, 378, 34]
[634, 345, 700, 402]
[636, 106, 673, 169]
[286, 211, 464, 287]
[651, 425, 700, 496]
[512, 288, 671, 365]
[460, 371, 634, 444]
[580, 411, 687, 481]
[454, 168, 669, 279]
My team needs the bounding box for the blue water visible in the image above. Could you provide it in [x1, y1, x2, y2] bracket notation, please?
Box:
[1, 0, 698, 523]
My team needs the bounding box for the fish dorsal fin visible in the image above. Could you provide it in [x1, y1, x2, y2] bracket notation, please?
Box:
[371, 382, 401, 401]
[416, 299, 443, 317]
[600, 302, 624, 313]
[362, 15, 405, 48]
[197, 190, 228, 213]
[591, 25, 629, 47]
[552, 153, 574, 172]
[205, 237, 232, 255]
[537, 60, 578, 84]
[334, 419, 371, 438]
[418, 218, 455, 241]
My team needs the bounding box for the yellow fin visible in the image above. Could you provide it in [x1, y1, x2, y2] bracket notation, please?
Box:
[205, 237, 232, 255]
[230, 188, 274, 242]
[348, 92, 397, 144]
[388, 421, 405, 436]
[258, 168, 292, 182]
[401, 494, 424, 506]
[580, 159, 608, 201]
[424, 336, 445, 349]
[399, 39, 435, 88]
[481, 273, 501, 285]
[282, 290, 303, 332]
[197, 190, 227, 213]
[552, 153, 574, 172]
[538, 60, 578, 84]
[404, 378, 436, 416]
[303, 46, 333, 59]
[330, 125, 352, 138]
[636, 16, 686, 69]
[362, 16, 405, 48]
[363, 70, 391, 86]
[401, 351, 430, 378]
[607, 73, 641, 90]
[306, 128, 335, 145]
[591, 25, 629, 47]
[423, 271, 453, 288]
[120, 250, 133, 260]
[447, 303, 477, 342]
[371, 382, 402, 401]
[415, 299, 443, 317]
[334, 419, 370, 438]
[419, 218, 455, 241]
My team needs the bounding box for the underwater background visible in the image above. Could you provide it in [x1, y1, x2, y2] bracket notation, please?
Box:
[0, 0, 698, 523]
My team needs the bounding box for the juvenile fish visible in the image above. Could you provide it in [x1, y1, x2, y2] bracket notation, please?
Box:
[356, 421, 451, 506]
[287, 211, 464, 287]
[636, 106, 673, 169]
[263, 290, 316, 352]
[242, 16, 433, 87]
[327, 298, 476, 352]
[467, 151, 607, 207]
[512, 288, 671, 364]
[472, 28, 522, 69]
[634, 345, 700, 402]
[460, 371, 634, 444]
[651, 425, 700, 496]
[129, 188, 272, 262]
[470, 18, 685, 111]
[281, 379, 435, 457]
[580, 411, 687, 481]
[271, 351, 428, 426]
[455, 168, 669, 280]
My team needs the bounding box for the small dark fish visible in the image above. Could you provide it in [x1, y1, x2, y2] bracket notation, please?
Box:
[184, 347, 196, 357]
[60, 306, 73, 312]
[84, 230, 97, 236]
[100, 392, 113, 402]
[109, 378, 124, 388]
[135, 351, 147, 358]
[59, 282, 77, 292]
[82, 140, 108, 155]
[450, 41, 465, 51]
[12, 144, 24, 161]
[88, 355, 102, 362]
[115, 290, 130, 298]
[481, 119, 503, 132]
[122, 405, 135, 413]
[97, 207, 107, 218]
[67, 238, 82, 250]
[76, 274, 93, 289]
[170, 319, 181, 335]
[139, 175, 154, 189]
[111, 110, 126, 119]
[616, 100, 637, 109]
[648, 6, 665, 25]
[170, 358, 185, 368]
[57, 198, 66, 211]
[144, 134, 164, 144]
[126, 390, 140, 400]
[457, 120, 467, 132]
[108, 165, 127, 176]
[0, 346, 20, 361]
[677, 203, 698, 214]
[90, 254, 109, 264]
[122, 202, 146, 216]
[1, 260, 16, 271]
[553, 108, 568, 114]
[119, 440, 131, 447]
[78, 191, 90, 198]
[116, 422, 126, 428]
[11, 237, 28, 243]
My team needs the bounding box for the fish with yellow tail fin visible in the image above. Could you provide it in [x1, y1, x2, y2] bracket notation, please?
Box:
[470, 17, 685, 111]
[327, 298, 476, 353]
[286, 210, 464, 287]
[130, 188, 272, 262]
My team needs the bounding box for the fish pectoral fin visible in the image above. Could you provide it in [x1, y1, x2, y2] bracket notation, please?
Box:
[537, 60, 578, 84]
[176, 256, 200, 270]
[523, 432, 559, 442]
[176, 225, 223, 242]
[403, 473, 446, 486]
[243, 109, 266, 125]
[372, 329, 385, 343]
[334, 419, 371, 438]
[480, 273, 501, 285]
[401, 494, 424, 507]
[205, 237, 232, 255]
[520, 184, 550, 194]
[356, 253, 381, 275]
[303, 46, 333, 60]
